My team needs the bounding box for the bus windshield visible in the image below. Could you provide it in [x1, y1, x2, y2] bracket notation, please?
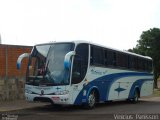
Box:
[26, 43, 75, 86]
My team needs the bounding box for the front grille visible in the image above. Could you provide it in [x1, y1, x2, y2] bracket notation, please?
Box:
[34, 97, 53, 103]
[30, 92, 55, 95]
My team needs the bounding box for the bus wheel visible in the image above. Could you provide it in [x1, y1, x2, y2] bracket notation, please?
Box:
[86, 90, 96, 109]
[132, 89, 139, 103]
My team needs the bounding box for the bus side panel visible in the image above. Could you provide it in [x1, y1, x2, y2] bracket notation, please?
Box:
[128, 79, 153, 99]
[109, 77, 153, 100]
[73, 67, 153, 105]
[140, 81, 154, 96]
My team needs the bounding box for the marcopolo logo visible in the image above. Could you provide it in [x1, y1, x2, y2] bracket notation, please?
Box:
[91, 68, 107, 75]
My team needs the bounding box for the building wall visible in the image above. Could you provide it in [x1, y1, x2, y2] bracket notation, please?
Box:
[0, 44, 32, 78]
[0, 44, 32, 100]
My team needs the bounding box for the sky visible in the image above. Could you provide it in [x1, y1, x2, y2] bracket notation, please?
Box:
[0, 0, 160, 50]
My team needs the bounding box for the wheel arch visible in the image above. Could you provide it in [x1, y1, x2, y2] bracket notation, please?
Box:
[135, 86, 140, 97]
[129, 85, 141, 99]
[87, 86, 100, 102]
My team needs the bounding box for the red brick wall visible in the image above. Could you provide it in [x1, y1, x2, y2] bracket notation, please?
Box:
[0, 46, 6, 77]
[0, 45, 32, 78]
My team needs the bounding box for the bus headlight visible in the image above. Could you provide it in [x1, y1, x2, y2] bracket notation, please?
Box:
[25, 89, 33, 94]
[55, 90, 69, 95]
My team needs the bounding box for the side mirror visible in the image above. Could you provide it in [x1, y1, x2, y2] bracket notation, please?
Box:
[64, 51, 76, 69]
[17, 53, 30, 70]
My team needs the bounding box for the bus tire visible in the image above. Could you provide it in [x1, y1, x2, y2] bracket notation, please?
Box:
[86, 90, 97, 109]
[131, 89, 139, 103]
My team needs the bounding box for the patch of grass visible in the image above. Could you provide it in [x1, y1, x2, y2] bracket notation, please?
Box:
[153, 89, 160, 96]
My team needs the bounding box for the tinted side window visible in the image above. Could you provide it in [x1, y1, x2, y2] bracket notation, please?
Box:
[137, 58, 145, 71]
[107, 50, 116, 66]
[91, 46, 104, 66]
[117, 53, 128, 68]
[148, 60, 152, 72]
[104, 49, 108, 66]
[128, 55, 135, 69]
[72, 44, 89, 84]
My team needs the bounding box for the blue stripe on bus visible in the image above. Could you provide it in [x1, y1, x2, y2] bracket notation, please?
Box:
[74, 72, 153, 105]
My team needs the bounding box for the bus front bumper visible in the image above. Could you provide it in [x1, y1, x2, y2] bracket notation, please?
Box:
[25, 93, 71, 105]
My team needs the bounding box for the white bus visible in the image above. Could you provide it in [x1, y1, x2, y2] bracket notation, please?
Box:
[17, 41, 153, 109]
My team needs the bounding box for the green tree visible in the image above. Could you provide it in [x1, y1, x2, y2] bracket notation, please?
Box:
[129, 28, 160, 88]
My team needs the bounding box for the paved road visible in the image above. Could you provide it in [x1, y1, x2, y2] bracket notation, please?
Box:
[1, 97, 160, 120]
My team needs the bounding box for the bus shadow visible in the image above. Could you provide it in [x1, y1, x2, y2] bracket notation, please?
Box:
[25, 99, 160, 113]
[4, 99, 160, 118]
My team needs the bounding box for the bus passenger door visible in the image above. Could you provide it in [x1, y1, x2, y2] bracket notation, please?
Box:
[71, 43, 89, 104]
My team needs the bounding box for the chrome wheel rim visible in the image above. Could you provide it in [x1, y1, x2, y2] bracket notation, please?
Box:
[134, 92, 138, 102]
[88, 92, 96, 107]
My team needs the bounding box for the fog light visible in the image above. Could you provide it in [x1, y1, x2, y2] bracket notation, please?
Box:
[83, 90, 87, 96]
